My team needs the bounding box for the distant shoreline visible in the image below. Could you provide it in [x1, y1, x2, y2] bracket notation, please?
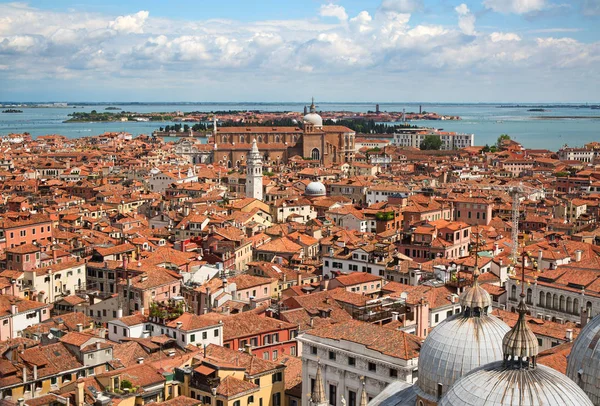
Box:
[534, 116, 600, 119]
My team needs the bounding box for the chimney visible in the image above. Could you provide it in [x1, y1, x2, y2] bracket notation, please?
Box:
[33, 365, 38, 380]
[574, 250, 583, 263]
[176, 321, 183, 329]
[244, 343, 252, 355]
[581, 307, 589, 328]
[53, 247, 57, 264]
[296, 272, 302, 286]
[117, 306, 123, 319]
[566, 329, 573, 342]
[76, 380, 85, 406]
[137, 357, 144, 364]
[22, 367, 27, 383]
[538, 249, 543, 268]
[11, 303, 18, 315]
[76, 323, 83, 332]
[17, 399, 24, 406]
[140, 305, 145, 316]
[96, 342, 101, 350]
[309, 317, 314, 328]
[391, 311, 400, 321]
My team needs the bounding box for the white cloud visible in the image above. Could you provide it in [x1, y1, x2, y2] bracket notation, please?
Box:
[380, 0, 423, 13]
[483, 0, 546, 14]
[455, 4, 476, 35]
[108, 10, 149, 34]
[490, 32, 522, 42]
[0, 1, 597, 102]
[319, 4, 348, 21]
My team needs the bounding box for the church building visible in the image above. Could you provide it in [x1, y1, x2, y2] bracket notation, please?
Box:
[211, 99, 356, 168]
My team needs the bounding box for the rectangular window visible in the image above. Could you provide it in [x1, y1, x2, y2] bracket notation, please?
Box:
[349, 391, 356, 406]
[203, 331, 208, 340]
[311, 346, 317, 355]
[272, 372, 283, 383]
[368, 362, 376, 372]
[214, 329, 219, 337]
[348, 357, 356, 366]
[329, 385, 336, 406]
[329, 351, 336, 360]
[273, 350, 278, 360]
[190, 334, 195, 342]
[272, 393, 281, 406]
[390, 369, 398, 378]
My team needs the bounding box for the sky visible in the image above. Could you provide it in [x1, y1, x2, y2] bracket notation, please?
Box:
[0, 0, 599, 102]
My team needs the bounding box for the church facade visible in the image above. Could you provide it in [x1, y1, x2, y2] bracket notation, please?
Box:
[211, 100, 356, 168]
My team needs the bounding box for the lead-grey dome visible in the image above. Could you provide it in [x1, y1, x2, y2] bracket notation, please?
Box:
[415, 270, 510, 403]
[440, 361, 594, 406]
[305, 181, 326, 197]
[566, 314, 600, 405]
[415, 314, 510, 402]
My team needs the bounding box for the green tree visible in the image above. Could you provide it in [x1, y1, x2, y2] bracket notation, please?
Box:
[420, 135, 442, 150]
[497, 134, 510, 148]
[482, 144, 490, 153]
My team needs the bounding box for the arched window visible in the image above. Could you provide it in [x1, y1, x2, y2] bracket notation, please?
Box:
[510, 285, 517, 300]
[539, 291, 545, 307]
[526, 288, 532, 305]
[553, 294, 559, 310]
[276, 135, 281, 143]
[546, 292, 552, 309]
[573, 298, 580, 315]
[293, 135, 297, 143]
[227, 160, 232, 168]
[258, 135, 263, 143]
[566, 297, 573, 314]
[240, 136, 245, 143]
[586, 301, 593, 315]
[559, 295, 565, 312]
[311, 148, 320, 161]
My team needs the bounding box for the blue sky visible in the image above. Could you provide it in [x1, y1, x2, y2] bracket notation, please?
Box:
[1, 0, 599, 102]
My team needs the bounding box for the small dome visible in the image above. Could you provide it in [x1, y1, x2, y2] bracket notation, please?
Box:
[304, 112, 323, 128]
[415, 314, 510, 402]
[459, 270, 492, 311]
[566, 314, 600, 405]
[303, 97, 323, 128]
[305, 181, 326, 197]
[440, 361, 594, 406]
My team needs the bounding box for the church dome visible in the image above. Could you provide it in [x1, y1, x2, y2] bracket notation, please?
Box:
[415, 313, 510, 402]
[305, 181, 326, 197]
[566, 314, 600, 405]
[441, 283, 594, 406]
[440, 361, 594, 406]
[303, 98, 323, 128]
[415, 271, 510, 402]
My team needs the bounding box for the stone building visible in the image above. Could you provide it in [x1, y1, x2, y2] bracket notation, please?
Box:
[212, 99, 355, 168]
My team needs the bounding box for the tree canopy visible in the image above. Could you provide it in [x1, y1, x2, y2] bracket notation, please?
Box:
[497, 134, 511, 147]
[420, 135, 442, 150]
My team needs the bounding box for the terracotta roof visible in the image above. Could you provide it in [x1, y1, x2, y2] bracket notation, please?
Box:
[304, 320, 422, 360]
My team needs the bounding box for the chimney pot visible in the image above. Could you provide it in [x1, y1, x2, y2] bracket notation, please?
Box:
[76, 323, 83, 332]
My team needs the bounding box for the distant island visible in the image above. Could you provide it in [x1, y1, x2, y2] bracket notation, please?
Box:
[527, 108, 546, 112]
[2, 109, 23, 113]
[105, 106, 122, 110]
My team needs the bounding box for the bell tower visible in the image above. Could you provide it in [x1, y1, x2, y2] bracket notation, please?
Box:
[246, 139, 263, 201]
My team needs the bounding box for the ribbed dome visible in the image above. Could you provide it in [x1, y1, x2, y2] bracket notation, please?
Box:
[440, 361, 594, 406]
[415, 313, 510, 402]
[502, 299, 538, 360]
[305, 181, 326, 197]
[459, 270, 492, 311]
[566, 314, 600, 405]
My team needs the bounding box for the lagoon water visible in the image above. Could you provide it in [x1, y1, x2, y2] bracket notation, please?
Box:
[1, 102, 598, 150]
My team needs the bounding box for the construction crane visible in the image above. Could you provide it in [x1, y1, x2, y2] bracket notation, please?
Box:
[447, 181, 544, 267]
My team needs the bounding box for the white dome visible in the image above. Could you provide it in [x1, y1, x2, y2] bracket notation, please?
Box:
[566, 314, 600, 405]
[305, 181, 326, 197]
[440, 361, 594, 406]
[303, 112, 323, 128]
[415, 313, 510, 402]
